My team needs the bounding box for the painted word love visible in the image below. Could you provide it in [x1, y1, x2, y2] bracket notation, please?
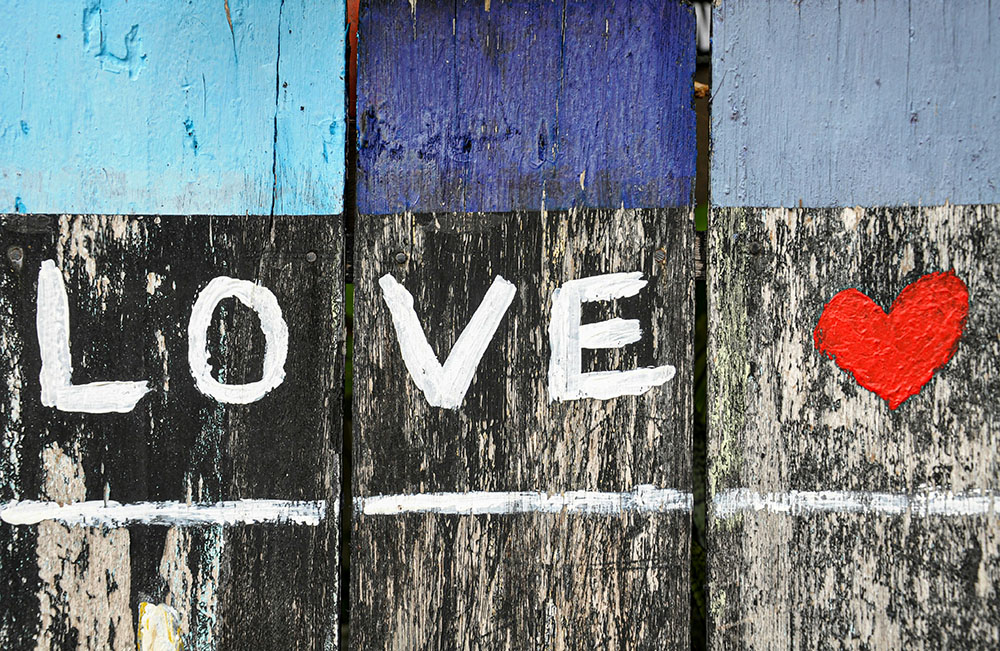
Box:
[35, 261, 674, 414]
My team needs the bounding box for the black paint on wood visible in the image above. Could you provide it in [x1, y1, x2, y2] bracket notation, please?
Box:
[708, 207, 1000, 649]
[0, 214, 343, 650]
[351, 210, 693, 649]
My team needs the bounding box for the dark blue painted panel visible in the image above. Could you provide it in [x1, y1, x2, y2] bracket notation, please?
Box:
[0, 0, 345, 216]
[358, 0, 696, 214]
[713, 0, 1000, 208]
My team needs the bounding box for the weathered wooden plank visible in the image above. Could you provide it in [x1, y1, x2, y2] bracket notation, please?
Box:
[712, 0, 1000, 207]
[708, 207, 1000, 649]
[0, 213, 342, 650]
[352, 210, 693, 649]
[0, 1, 346, 215]
[353, 1, 696, 647]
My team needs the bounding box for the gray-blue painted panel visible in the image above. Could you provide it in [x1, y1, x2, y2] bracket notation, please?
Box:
[712, 0, 1000, 207]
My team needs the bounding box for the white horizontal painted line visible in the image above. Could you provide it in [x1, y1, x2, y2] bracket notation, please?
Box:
[3, 488, 996, 527]
[357, 485, 693, 515]
[0, 499, 328, 527]
[713, 489, 999, 518]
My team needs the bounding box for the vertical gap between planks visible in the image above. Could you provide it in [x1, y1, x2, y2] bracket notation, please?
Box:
[339, 0, 360, 646]
[692, 6, 712, 649]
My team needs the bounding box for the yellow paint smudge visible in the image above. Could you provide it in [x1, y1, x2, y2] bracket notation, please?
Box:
[138, 602, 183, 651]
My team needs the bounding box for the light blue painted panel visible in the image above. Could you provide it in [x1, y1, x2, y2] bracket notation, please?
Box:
[0, 0, 345, 215]
[713, 0, 1000, 207]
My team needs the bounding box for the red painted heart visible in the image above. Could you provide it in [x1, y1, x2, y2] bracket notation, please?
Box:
[813, 271, 969, 409]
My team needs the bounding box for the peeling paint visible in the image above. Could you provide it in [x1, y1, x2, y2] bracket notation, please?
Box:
[357, 0, 695, 213]
[709, 206, 1000, 647]
[146, 271, 163, 295]
[353, 209, 692, 647]
[192, 526, 223, 651]
[34, 443, 134, 651]
[359, 486, 691, 515]
[82, 2, 147, 79]
[2, 498, 328, 526]
[0, 273, 23, 500]
[158, 528, 194, 641]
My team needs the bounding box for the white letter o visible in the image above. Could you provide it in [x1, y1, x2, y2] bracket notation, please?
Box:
[187, 277, 289, 404]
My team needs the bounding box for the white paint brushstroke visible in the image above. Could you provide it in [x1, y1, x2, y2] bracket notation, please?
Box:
[0, 499, 327, 527]
[358, 485, 693, 515]
[579, 317, 643, 349]
[379, 274, 516, 409]
[36, 259, 150, 413]
[3, 489, 997, 527]
[713, 489, 999, 518]
[549, 271, 676, 401]
[187, 276, 288, 404]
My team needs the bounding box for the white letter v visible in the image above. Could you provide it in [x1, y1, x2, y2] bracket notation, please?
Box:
[378, 274, 516, 410]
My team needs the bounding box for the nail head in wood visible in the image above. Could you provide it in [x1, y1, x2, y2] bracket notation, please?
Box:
[7, 245, 24, 271]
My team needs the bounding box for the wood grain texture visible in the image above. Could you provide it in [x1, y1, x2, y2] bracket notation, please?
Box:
[0, 0, 346, 215]
[0, 214, 342, 650]
[708, 207, 1000, 649]
[357, 0, 696, 214]
[712, 0, 1000, 208]
[352, 210, 693, 649]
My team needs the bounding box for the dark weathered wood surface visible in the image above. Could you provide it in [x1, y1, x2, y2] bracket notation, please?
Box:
[352, 2, 696, 646]
[352, 210, 692, 649]
[0, 214, 342, 650]
[708, 207, 1000, 649]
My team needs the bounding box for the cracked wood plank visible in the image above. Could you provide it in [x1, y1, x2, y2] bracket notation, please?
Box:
[353, 3, 696, 648]
[708, 207, 1000, 649]
[1, 214, 342, 650]
[352, 209, 693, 650]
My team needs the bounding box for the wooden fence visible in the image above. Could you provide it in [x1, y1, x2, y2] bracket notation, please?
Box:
[0, 1, 997, 649]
